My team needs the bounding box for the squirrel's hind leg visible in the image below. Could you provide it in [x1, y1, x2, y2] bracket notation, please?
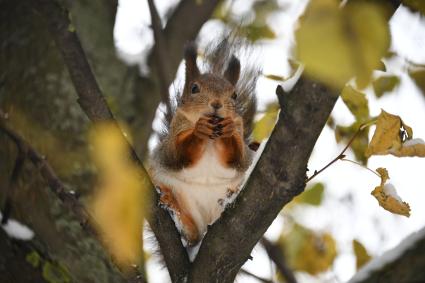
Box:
[157, 184, 200, 246]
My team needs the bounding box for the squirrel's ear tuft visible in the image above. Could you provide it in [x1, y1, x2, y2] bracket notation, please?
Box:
[224, 55, 240, 86]
[184, 42, 200, 83]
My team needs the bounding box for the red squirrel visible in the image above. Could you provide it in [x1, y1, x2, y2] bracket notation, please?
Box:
[149, 39, 257, 246]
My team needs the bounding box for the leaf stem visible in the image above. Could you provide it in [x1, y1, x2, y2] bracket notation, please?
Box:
[340, 158, 381, 178]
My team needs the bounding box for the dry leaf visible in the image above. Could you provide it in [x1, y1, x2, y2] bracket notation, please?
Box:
[371, 167, 410, 217]
[366, 110, 425, 157]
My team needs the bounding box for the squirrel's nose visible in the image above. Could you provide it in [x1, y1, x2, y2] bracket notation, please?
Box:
[210, 100, 223, 110]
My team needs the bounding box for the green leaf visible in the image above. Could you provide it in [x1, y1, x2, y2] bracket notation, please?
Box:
[410, 69, 425, 94]
[372, 75, 400, 97]
[295, 0, 390, 89]
[26, 251, 41, 268]
[297, 183, 325, 206]
[353, 239, 372, 269]
[252, 103, 279, 142]
[340, 85, 370, 122]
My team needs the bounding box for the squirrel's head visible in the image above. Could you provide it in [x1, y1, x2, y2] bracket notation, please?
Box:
[180, 43, 241, 119]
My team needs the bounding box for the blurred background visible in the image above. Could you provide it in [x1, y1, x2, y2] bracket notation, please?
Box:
[1, 0, 425, 282]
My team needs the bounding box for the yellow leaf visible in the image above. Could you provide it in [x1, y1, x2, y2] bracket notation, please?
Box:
[264, 74, 286, 81]
[295, 0, 390, 89]
[252, 103, 279, 142]
[366, 110, 425, 157]
[281, 223, 337, 275]
[353, 239, 371, 270]
[371, 167, 411, 217]
[410, 69, 425, 94]
[340, 85, 370, 122]
[89, 123, 148, 270]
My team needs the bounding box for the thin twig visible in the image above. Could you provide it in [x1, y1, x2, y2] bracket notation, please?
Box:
[260, 238, 297, 283]
[240, 269, 273, 283]
[306, 120, 375, 183]
[340, 158, 381, 178]
[147, 0, 173, 122]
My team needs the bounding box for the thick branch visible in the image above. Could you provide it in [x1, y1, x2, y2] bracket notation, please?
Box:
[349, 226, 425, 283]
[188, 80, 338, 282]
[31, 0, 190, 281]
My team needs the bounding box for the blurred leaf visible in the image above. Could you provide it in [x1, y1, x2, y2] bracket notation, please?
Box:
[366, 110, 425, 157]
[295, 0, 390, 89]
[26, 251, 41, 268]
[340, 85, 370, 122]
[376, 60, 386, 71]
[402, 0, 425, 14]
[252, 0, 279, 24]
[253, 103, 279, 142]
[296, 183, 325, 206]
[89, 123, 148, 269]
[353, 239, 371, 269]
[212, 1, 229, 23]
[264, 74, 286, 81]
[243, 24, 276, 42]
[371, 167, 411, 217]
[280, 223, 337, 275]
[410, 69, 425, 94]
[335, 122, 369, 164]
[372, 75, 400, 97]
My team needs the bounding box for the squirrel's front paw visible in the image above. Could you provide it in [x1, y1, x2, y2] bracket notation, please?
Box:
[214, 117, 235, 138]
[194, 116, 221, 139]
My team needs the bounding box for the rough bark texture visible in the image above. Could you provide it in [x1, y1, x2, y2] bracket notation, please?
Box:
[0, 0, 130, 282]
[188, 81, 338, 282]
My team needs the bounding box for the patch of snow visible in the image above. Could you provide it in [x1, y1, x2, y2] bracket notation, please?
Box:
[187, 240, 202, 262]
[383, 183, 402, 202]
[404, 138, 425, 146]
[348, 225, 425, 283]
[0, 212, 34, 240]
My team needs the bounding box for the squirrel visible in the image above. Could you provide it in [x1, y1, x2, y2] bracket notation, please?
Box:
[149, 38, 258, 246]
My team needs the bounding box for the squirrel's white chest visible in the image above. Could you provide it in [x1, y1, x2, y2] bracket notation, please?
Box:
[153, 142, 244, 236]
[178, 142, 237, 184]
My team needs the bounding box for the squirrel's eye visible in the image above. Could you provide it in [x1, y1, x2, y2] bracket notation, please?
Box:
[231, 92, 237, 100]
[191, 83, 200, 94]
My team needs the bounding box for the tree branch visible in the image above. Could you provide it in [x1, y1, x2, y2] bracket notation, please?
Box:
[147, 0, 172, 122]
[188, 81, 339, 282]
[349, 225, 425, 283]
[30, 0, 190, 281]
[239, 269, 273, 283]
[261, 238, 297, 283]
